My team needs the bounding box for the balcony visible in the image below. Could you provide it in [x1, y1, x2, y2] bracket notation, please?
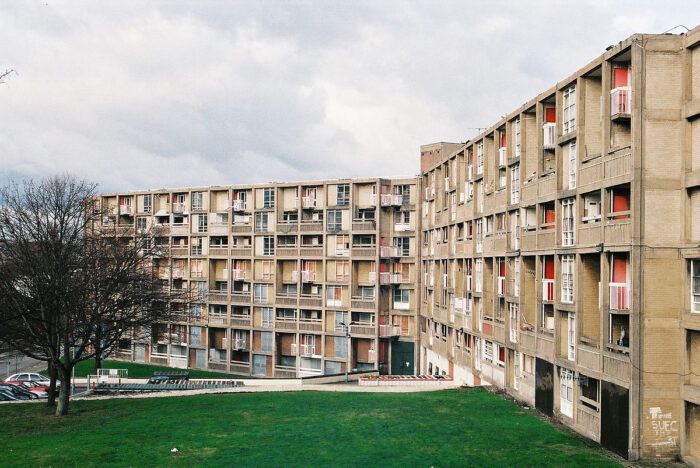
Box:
[300, 221, 323, 232]
[299, 319, 322, 332]
[542, 279, 554, 302]
[275, 293, 298, 306]
[466, 275, 472, 292]
[300, 344, 318, 357]
[543, 123, 556, 149]
[379, 324, 401, 337]
[208, 291, 228, 302]
[301, 270, 317, 283]
[232, 338, 247, 351]
[232, 199, 247, 211]
[444, 177, 450, 191]
[352, 220, 376, 231]
[394, 223, 411, 232]
[379, 246, 400, 258]
[351, 324, 375, 336]
[230, 292, 251, 304]
[379, 272, 408, 285]
[299, 294, 323, 308]
[277, 222, 298, 234]
[369, 194, 377, 206]
[230, 246, 251, 257]
[172, 202, 186, 213]
[209, 247, 228, 257]
[610, 86, 631, 117]
[300, 245, 323, 257]
[498, 147, 507, 166]
[351, 297, 375, 309]
[609, 283, 630, 310]
[380, 194, 403, 207]
[231, 269, 246, 281]
[352, 245, 376, 257]
[302, 196, 317, 209]
[119, 205, 133, 215]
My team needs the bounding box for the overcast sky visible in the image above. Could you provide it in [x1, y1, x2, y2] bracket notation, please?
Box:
[0, 1, 697, 193]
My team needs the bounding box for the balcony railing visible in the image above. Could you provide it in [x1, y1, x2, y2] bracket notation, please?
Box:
[610, 86, 631, 115]
[302, 196, 317, 209]
[172, 202, 186, 213]
[232, 199, 247, 211]
[394, 223, 411, 232]
[609, 283, 630, 310]
[300, 344, 317, 357]
[542, 279, 554, 302]
[543, 123, 556, 149]
[380, 194, 403, 206]
[119, 205, 133, 215]
[498, 147, 507, 166]
[232, 338, 247, 350]
[231, 269, 246, 281]
[368, 271, 376, 285]
[379, 246, 400, 258]
[379, 324, 401, 337]
[369, 194, 377, 206]
[301, 270, 317, 283]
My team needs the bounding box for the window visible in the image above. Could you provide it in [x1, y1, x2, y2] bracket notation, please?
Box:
[261, 331, 272, 352]
[393, 289, 409, 309]
[560, 368, 574, 418]
[335, 260, 349, 282]
[189, 326, 202, 346]
[394, 237, 410, 257]
[262, 236, 274, 256]
[510, 164, 520, 204]
[262, 307, 273, 327]
[496, 345, 505, 366]
[143, 194, 152, 213]
[189, 303, 202, 319]
[255, 212, 268, 232]
[334, 336, 347, 358]
[483, 340, 493, 362]
[476, 141, 484, 175]
[136, 217, 147, 233]
[262, 260, 274, 280]
[561, 255, 574, 303]
[263, 188, 275, 208]
[196, 281, 207, 300]
[327, 286, 342, 306]
[337, 184, 349, 206]
[567, 312, 576, 360]
[475, 258, 483, 293]
[568, 141, 577, 189]
[562, 85, 576, 134]
[562, 198, 574, 246]
[191, 192, 203, 211]
[335, 311, 348, 332]
[327, 210, 342, 232]
[579, 375, 600, 411]
[692, 260, 700, 313]
[514, 118, 521, 158]
[336, 235, 349, 256]
[197, 214, 207, 233]
[254, 284, 268, 304]
[357, 285, 374, 299]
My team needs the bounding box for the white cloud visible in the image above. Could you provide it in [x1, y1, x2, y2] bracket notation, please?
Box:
[0, 1, 698, 192]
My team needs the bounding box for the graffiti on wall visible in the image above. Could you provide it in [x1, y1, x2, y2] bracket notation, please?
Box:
[648, 407, 679, 450]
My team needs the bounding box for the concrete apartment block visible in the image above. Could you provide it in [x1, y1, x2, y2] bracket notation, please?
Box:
[418, 26, 700, 462]
[100, 25, 700, 463]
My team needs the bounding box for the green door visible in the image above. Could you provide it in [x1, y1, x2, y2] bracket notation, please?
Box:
[391, 341, 415, 375]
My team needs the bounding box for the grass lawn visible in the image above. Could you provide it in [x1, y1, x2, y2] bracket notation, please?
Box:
[1, 388, 624, 468]
[41, 359, 247, 379]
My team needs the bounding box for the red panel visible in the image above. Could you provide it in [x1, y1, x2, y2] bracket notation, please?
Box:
[483, 323, 493, 336]
[499, 347, 505, 363]
[379, 341, 386, 362]
[544, 258, 554, 279]
[545, 207, 555, 224]
[613, 193, 629, 219]
[380, 263, 387, 273]
[381, 185, 388, 194]
[501, 134, 506, 148]
[614, 68, 629, 88]
[546, 108, 556, 123]
[499, 261, 506, 276]
[380, 236, 386, 246]
[612, 258, 627, 283]
[379, 315, 386, 325]
[469, 151, 473, 164]
[449, 361, 454, 377]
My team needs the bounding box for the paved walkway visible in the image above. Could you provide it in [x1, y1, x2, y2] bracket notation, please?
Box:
[74, 381, 463, 401]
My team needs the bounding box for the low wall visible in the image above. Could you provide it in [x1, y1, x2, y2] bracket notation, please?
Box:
[301, 371, 379, 385]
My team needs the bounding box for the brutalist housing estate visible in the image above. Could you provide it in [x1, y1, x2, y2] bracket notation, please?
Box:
[97, 26, 700, 461]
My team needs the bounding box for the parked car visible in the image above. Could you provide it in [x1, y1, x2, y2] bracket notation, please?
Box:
[4, 373, 59, 388]
[0, 383, 38, 400]
[19, 381, 49, 398]
[0, 389, 18, 401]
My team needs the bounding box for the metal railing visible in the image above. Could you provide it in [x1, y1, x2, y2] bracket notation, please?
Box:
[542, 279, 554, 302]
[609, 283, 630, 310]
[610, 86, 631, 115]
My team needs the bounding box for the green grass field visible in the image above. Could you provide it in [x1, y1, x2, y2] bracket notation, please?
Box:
[1, 388, 624, 467]
[41, 359, 247, 379]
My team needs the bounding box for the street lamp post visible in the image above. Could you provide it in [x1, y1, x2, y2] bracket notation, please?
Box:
[339, 321, 354, 383]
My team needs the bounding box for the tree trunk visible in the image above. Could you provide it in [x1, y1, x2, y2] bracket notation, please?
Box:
[47, 361, 57, 407]
[94, 350, 102, 375]
[56, 365, 71, 416]
[94, 327, 102, 374]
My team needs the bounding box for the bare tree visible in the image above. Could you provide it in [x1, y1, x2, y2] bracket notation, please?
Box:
[0, 175, 186, 415]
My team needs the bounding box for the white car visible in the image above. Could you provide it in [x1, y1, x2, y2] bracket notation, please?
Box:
[4, 372, 60, 388]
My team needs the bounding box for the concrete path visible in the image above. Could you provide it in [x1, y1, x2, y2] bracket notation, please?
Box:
[74, 381, 463, 401]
